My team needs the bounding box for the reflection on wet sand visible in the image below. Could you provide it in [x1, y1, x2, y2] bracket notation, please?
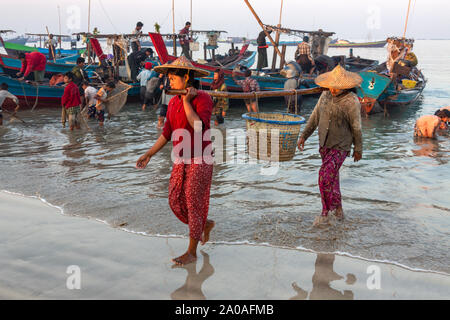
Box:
[290, 254, 356, 300]
[171, 251, 214, 300]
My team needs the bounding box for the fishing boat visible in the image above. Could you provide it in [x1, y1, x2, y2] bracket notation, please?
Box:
[329, 39, 386, 48]
[357, 68, 426, 114]
[149, 32, 265, 91]
[150, 31, 377, 93]
[356, 35, 425, 114]
[4, 36, 29, 45]
[0, 73, 65, 108]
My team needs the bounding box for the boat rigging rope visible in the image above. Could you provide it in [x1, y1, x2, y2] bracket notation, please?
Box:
[294, 89, 298, 114]
[98, 0, 120, 33]
[30, 83, 39, 112]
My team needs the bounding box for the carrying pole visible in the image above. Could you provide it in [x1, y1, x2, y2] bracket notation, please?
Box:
[243, 0, 283, 60]
[87, 0, 92, 63]
[172, 0, 177, 56]
[58, 5, 62, 50]
[271, 0, 283, 71]
[166, 86, 324, 99]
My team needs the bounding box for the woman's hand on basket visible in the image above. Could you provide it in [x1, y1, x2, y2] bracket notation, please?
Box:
[297, 137, 305, 151]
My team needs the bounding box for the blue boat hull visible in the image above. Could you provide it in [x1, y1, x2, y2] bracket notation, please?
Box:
[357, 70, 426, 109]
[0, 54, 96, 80]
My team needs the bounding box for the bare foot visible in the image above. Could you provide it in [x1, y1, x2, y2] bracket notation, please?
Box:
[313, 215, 330, 227]
[172, 252, 197, 266]
[334, 207, 345, 221]
[142, 104, 146, 111]
[201, 220, 215, 245]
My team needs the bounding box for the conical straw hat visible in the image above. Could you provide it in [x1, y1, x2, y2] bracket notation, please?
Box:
[314, 64, 362, 89]
[153, 56, 210, 78]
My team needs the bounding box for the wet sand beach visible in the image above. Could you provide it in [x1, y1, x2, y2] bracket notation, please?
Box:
[1, 191, 448, 300]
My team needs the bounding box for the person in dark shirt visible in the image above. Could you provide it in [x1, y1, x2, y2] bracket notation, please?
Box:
[127, 48, 153, 82]
[256, 30, 272, 71]
[179, 22, 192, 60]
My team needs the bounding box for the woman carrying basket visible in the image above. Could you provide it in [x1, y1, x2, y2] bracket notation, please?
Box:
[297, 65, 363, 226]
[136, 57, 215, 266]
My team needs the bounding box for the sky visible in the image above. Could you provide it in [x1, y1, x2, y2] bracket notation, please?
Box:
[1, 0, 449, 40]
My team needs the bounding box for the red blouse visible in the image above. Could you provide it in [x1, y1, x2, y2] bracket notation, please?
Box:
[61, 82, 81, 109]
[162, 91, 213, 159]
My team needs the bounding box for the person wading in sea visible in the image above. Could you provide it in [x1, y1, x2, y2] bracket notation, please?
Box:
[414, 109, 450, 139]
[210, 69, 228, 126]
[136, 56, 215, 266]
[298, 65, 363, 226]
[61, 72, 82, 131]
[0, 83, 20, 126]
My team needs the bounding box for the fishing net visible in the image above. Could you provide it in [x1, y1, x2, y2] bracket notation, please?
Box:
[105, 81, 132, 116]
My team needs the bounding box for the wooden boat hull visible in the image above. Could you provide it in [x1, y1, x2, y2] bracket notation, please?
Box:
[0, 54, 96, 80]
[0, 73, 64, 108]
[0, 73, 141, 109]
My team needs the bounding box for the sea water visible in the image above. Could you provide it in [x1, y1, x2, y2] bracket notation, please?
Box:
[0, 40, 449, 274]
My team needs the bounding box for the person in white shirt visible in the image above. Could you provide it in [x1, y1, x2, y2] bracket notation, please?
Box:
[87, 82, 115, 127]
[0, 83, 20, 126]
[82, 81, 99, 111]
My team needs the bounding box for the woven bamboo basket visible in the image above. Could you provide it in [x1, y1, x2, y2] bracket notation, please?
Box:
[242, 112, 306, 162]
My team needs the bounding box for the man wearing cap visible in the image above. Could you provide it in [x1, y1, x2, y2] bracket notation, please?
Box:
[298, 65, 363, 226]
[137, 62, 157, 111]
[136, 56, 214, 266]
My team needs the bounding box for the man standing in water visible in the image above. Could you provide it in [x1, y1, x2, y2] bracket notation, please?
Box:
[136, 57, 214, 266]
[61, 72, 82, 131]
[298, 65, 363, 226]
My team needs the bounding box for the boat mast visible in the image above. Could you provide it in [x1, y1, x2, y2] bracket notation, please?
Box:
[271, 0, 284, 71]
[190, 0, 193, 58]
[88, 0, 91, 33]
[243, 0, 283, 60]
[403, 0, 412, 38]
[58, 5, 62, 50]
[172, 0, 177, 55]
[87, 0, 92, 63]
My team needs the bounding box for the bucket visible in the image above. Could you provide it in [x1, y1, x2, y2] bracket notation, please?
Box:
[402, 79, 417, 89]
[242, 112, 306, 162]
